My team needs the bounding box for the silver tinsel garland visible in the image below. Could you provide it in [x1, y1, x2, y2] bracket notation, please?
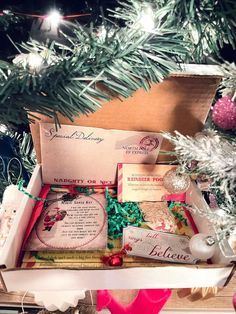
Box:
[163, 130, 236, 239]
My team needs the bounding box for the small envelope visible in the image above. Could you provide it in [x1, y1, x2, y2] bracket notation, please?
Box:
[40, 123, 163, 186]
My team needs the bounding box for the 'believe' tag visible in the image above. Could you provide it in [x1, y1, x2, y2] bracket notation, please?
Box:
[123, 226, 197, 264]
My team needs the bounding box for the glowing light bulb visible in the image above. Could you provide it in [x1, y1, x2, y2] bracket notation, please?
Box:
[46, 10, 62, 27]
[139, 6, 155, 32]
[97, 25, 108, 41]
[27, 53, 43, 72]
[0, 124, 7, 133]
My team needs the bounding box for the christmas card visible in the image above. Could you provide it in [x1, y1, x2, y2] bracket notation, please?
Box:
[24, 192, 107, 251]
[117, 163, 176, 202]
[40, 123, 163, 186]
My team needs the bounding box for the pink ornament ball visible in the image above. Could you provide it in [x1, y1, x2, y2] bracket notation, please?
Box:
[212, 96, 236, 130]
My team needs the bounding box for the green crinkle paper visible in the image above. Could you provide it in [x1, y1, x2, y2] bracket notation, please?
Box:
[168, 201, 188, 226]
[105, 189, 144, 239]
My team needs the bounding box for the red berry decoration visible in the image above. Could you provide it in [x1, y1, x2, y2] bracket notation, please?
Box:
[101, 244, 132, 267]
[109, 255, 123, 267]
[212, 96, 236, 130]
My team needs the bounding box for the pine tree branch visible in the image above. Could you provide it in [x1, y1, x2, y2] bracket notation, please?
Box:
[163, 129, 236, 239]
[0, 130, 36, 200]
[0, 10, 22, 31]
[163, 0, 236, 62]
[218, 61, 236, 97]
[163, 130, 236, 203]
[0, 0, 235, 125]
[0, 3, 189, 125]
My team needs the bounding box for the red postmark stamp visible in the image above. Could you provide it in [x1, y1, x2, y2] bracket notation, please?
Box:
[140, 136, 159, 151]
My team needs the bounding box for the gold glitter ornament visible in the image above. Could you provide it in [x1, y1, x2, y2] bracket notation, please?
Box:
[163, 168, 190, 194]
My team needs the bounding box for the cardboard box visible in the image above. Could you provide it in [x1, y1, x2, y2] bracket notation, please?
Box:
[1, 64, 235, 292]
[30, 64, 222, 162]
[0, 165, 235, 291]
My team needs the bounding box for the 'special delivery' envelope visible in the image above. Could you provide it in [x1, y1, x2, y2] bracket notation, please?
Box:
[40, 123, 163, 186]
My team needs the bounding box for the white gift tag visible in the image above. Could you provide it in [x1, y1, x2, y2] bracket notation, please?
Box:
[123, 226, 197, 264]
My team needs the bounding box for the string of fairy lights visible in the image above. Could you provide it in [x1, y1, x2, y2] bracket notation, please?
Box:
[0, 9, 91, 21]
[0, 5, 155, 29]
[0, 6, 156, 70]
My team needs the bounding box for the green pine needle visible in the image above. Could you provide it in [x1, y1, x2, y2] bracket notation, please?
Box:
[0, 1, 189, 125]
[0, 0, 235, 126]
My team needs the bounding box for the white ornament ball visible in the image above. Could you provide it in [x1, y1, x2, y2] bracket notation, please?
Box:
[189, 233, 216, 260]
[163, 168, 190, 194]
[2, 184, 24, 214]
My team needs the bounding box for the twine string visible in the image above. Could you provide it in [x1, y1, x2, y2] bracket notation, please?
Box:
[7, 157, 22, 184]
[19, 290, 29, 314]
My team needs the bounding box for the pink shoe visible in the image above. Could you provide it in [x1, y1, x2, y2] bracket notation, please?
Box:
[97, 289, 171, 314]
[233, 293, 236, 311]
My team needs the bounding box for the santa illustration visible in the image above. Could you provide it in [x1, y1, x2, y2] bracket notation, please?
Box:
[43, 208, 67, 232]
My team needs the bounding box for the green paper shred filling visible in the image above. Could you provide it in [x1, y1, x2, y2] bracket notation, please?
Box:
[168, 201, 188, 226]
[105, 190, 144, 239]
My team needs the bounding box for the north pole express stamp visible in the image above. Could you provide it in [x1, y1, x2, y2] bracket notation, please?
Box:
[140, 136, 159, 152]
[123, 226, 197, 264]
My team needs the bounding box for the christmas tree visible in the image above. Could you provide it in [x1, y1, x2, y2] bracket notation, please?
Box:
[0, 0, 235, 243]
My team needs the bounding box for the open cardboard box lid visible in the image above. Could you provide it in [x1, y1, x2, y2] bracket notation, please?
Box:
[30, 64, 222, 163]
[2, 63, 235, 292]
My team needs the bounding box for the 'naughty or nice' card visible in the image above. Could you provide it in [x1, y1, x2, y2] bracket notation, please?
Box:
[25, 192, 107, 251]
[117, 164, 176, 202]
[40, 123, 163, 186]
